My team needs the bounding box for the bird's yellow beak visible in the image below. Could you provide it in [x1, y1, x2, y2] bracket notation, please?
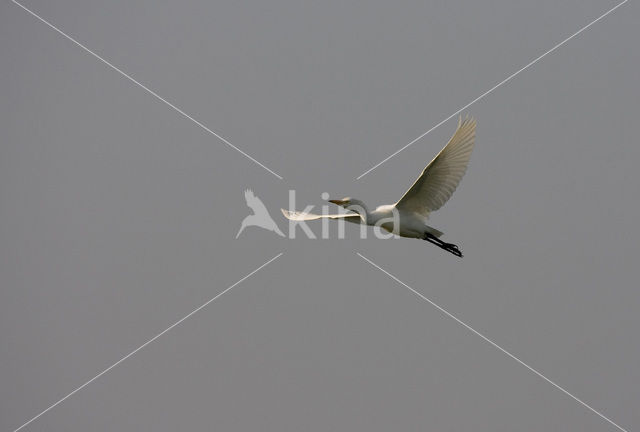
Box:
[329, 199, 345, 205]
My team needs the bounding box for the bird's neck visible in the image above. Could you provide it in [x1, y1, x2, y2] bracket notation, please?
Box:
[346, 200, 370, 219]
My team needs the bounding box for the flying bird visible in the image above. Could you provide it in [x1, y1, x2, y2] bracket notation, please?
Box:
[237, 189, 285, 238]
[282, 116, 476, 257]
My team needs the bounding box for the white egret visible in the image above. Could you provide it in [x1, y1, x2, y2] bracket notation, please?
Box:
[282, 116, 476, 257]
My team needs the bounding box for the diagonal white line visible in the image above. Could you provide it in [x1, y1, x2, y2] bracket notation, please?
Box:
[11, 253, 283, 432]
[356, 0, 629, 180]
[12, 0, 283, 180]
[357, 252, 630, 432]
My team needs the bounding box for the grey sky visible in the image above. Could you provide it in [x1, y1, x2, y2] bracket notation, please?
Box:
[1, 0, 638, 431]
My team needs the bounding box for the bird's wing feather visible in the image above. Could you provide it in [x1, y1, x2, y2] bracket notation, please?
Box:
[281, 209, 362, 222]
[244, 189, 270, 215]
[396, 116, 476, 218]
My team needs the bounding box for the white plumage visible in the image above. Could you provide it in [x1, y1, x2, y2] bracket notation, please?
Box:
[396, 116, 476, 218]
[282, 116, 476, 257]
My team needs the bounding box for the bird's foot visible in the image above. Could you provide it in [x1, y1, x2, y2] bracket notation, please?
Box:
[443, 242, 459, 251]
[443, 242, 463, 257]
[423, 233, 463, 257]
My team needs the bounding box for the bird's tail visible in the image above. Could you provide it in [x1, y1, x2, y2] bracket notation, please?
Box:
[425, 226, 444, 238]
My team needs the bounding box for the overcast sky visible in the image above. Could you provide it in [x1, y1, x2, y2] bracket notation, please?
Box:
[1, 0, 638, 431]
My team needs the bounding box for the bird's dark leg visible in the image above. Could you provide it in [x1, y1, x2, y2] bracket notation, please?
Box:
[423, 233, 463, 258]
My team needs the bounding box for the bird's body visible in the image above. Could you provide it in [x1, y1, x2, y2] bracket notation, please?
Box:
[282, 116, 476, 257]
[368, 204, 444, 239]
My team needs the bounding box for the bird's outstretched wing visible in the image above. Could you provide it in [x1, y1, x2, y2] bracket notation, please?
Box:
[281, 209, 362, 223]
[244, 189, 270, 215]
[395, 116, 476, 219]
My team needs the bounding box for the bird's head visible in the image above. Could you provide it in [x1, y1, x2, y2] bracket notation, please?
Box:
[328, 197, 368, 216]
